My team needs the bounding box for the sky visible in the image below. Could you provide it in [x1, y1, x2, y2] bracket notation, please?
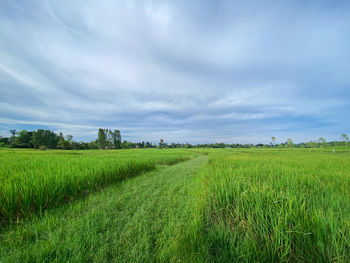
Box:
[0, 0, 349, 144]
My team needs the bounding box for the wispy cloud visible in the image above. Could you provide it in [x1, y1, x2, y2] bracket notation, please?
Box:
[0, 0, 349, 143]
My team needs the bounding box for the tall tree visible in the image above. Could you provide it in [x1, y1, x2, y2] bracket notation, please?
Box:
[271, 136, 276, 146]
[59, 132, 65, 142]
[16, 130, 33, 148]
[97, 128, 107, 149]
[10, 129, 16, 137]
[112, 129, 122, 149]
[318, 137, 326, 147]
[286, 138, 294, 148]
[159, 138, 164, 148]
[57, 132, 70, 149]
[9, 129, 17, 143]
[65, 135, 73, 142]
[106, 129, 112, 149]
[57, 132, 65, 149]
[32, 129, 59, 149]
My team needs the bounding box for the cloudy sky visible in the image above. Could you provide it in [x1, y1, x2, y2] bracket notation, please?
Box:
[0, 0, 349, 144]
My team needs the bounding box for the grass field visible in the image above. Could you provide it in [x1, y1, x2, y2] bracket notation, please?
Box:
[0, 148, 196, 224]
[195, 149, 350, 262]
[0, 148, 349, 262]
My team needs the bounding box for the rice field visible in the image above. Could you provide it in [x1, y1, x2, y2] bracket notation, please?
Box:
[194, 148, 350, 262]
[0, 148, 195, 225]
[1, 148, 350, 262]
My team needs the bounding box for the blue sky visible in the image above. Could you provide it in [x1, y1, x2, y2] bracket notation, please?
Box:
[0, 0, 349, 144]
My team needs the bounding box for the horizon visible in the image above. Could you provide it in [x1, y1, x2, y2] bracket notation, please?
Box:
[1, 127, 348, 146]
[1, 0, 350, 144]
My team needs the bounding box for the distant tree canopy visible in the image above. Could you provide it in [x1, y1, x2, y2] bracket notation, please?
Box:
[57, 132, 71, 150]
[12, 130, 33, 148]
[0, 129, 349, 150]
[32, 129, 59, 149]
[286, 138, 294, 148]
[110, 129, 122, 149]
[271, 136, 276, 146]
[97, 129, 107, 149]
[97, 129, 122, 149]
[159, 138, 164, 148]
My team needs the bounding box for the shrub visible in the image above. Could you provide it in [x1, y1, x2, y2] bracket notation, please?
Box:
[39, 145, 47, 151]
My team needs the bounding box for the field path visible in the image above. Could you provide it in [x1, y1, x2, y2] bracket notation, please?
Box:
[0, 155, 208, 263]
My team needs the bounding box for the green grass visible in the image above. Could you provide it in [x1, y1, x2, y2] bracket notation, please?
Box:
[1, 148, 350, 262]
[194, 149, 350, 262]
[0, 148, 196, 225]
[0, 155, 207, 262]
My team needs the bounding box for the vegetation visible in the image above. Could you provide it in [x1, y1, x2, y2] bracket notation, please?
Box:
[0, 148, 195, 225]
[189, 148, 350, 262]
[0, 155, 207, 263]
[97, 128, 122, 149]
[32, 129, 59, 149]
[1, 128, 349, 150]
[0, 148, 349, 262]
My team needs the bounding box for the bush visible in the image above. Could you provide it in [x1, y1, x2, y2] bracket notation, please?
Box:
[39, 145, 47, 151]
[10, 142, 29, 148]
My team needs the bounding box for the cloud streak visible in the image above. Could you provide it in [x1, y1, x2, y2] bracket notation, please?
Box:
[0, 0, 349, 143]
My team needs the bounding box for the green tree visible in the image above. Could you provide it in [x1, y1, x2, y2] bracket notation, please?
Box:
[70, 141, 79, 150]
[0, 136, 9, 146]
[318, 137, 326, 147]
[9, 129, 16, 137]
[306, 141, 317, 149]
[286, 138, 294, 148]
[32, 129, 59, 149]
[122, 140, 132, 149]
[104, 129, 121, 149]
[9, 129, 16, 143]
[112, 129, 122, 149]
[106, 129, 113, 149]
[88, 140, 98, 149]
[97, 128, 107, 149]
[57, 132, 70, 149]
[271, 136, 277, 151]
[159, 139, 164, 148]
[15, 130, 33, 148]
[65, 135, 73, 142]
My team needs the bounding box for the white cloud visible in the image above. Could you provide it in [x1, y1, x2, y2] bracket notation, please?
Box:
[0, 0, 349, 143]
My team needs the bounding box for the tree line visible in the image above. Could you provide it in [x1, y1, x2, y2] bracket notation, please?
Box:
[0, 128, 125, 150]
[0, 129, 349, 150]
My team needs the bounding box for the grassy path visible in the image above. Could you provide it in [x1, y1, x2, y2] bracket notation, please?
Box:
[0, 155, 207, 263]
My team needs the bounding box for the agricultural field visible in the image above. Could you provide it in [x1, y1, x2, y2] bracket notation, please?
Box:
[0, 148, 196, 224]
[195, 148, 350, 262]
[0, 148, 350, 262]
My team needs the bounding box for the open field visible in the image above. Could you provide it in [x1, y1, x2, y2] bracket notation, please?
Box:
[0, 148, 196, 224]
[196, 149, 350, 262]
[0, 148, 350, 262]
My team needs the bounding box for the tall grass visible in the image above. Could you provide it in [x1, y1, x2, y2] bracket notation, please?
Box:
[0, 149, 195, 225]
[2, 147, 349, 261]
[198, 149, 350, 262]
